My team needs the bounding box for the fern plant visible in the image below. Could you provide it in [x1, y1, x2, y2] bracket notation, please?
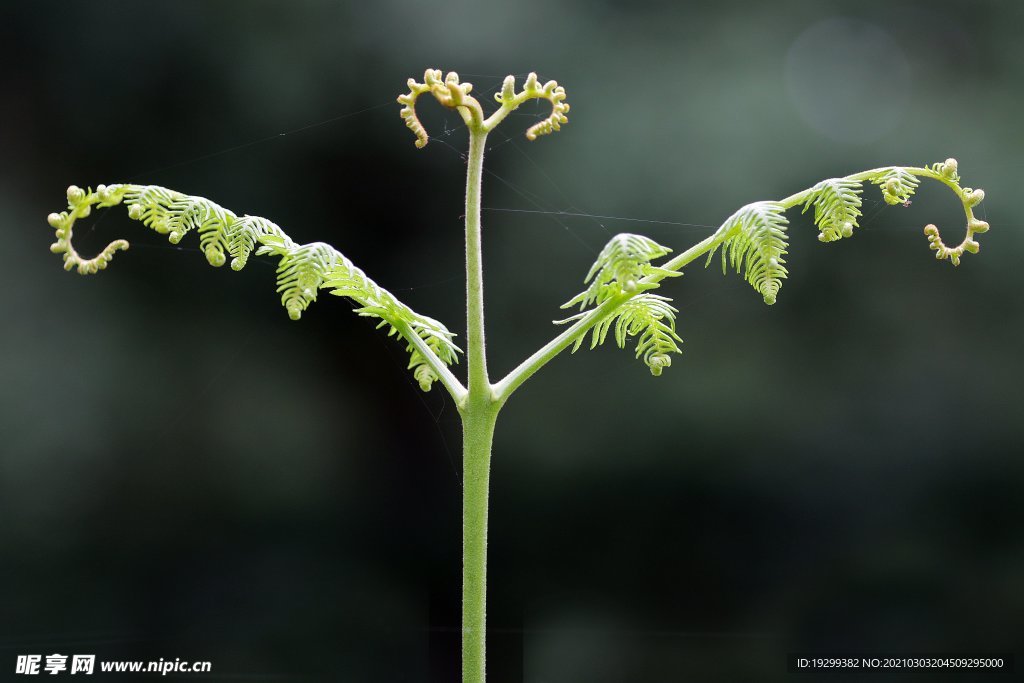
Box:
[47, 69, 989, 683]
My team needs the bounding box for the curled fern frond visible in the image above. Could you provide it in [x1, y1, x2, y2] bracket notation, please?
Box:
[48, 184, 130, 273]
[397, 74, 436, 148]
[558, 293, 683, 376]
[398, 69, 571, 145]
[918, 158, 989, 266]
[491, 72, 570, 140]
[878, 158, 986, 267]
[802, 178, 863, 242]
[48, 184, 460, 391]
[929, 157, 960, 183]
[707, 202, 789, 305]
[870, 167, 920, 206]
[923, 219, 987, 266]
[397, 68, 485, 147]
[495, 72, 571, 141]
[563, 233, 680, 311]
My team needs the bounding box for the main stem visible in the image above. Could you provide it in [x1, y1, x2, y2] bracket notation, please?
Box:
[461, 400, 497, 683]
[462, 127, 498, 683]
[464, 129, 489, 397]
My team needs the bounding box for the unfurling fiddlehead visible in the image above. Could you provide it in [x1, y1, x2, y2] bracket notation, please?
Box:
[398, 69, 484, 148]
[917, 158, 989, 266]
[397, 69, 570, 146]
[556, 159, 988, 377]
[492, 72, 571, 141]
[48, 184, 130, 274]
[48, 184, 460, 392]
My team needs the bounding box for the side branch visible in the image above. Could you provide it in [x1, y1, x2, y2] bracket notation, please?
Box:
[651, 161, 987, 289]
[47, 183, 464, 397]
[392, 319, 468, 403]
[496, 158, 988, 399]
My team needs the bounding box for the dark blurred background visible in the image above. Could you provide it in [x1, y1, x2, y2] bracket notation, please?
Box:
[1, 1, 1022, 681]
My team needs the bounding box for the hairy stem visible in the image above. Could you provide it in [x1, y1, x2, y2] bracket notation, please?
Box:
[465, 129, 490, 396]
[461, 126, 499, 683]
[461, 399, 499, 683]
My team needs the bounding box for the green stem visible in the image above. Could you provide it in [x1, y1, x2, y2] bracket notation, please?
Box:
[461, 126, 498, 683]
[465, 129, 490, 397]
[461, 399, 498, 683]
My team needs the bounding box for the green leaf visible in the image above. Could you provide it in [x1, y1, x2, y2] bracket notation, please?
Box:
[870, 167, 919, 206]
[802, 178, 863, 242]
[707, 201, 789, 305]
[563, 233, 680, 310]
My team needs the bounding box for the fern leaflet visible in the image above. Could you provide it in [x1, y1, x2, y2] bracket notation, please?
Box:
[802, 178, 863, 242]
[707, 201, 789, 305]
[563, 233, 680, 310]
[870, 167, 920, 206]
[558, 293, 683, 376]
[553, 233, 683, 375]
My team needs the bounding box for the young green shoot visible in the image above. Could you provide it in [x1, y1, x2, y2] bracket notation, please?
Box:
[48, 69, 988, 683]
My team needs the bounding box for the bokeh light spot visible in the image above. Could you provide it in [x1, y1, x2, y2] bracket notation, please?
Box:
[785, 17, 912, 144]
